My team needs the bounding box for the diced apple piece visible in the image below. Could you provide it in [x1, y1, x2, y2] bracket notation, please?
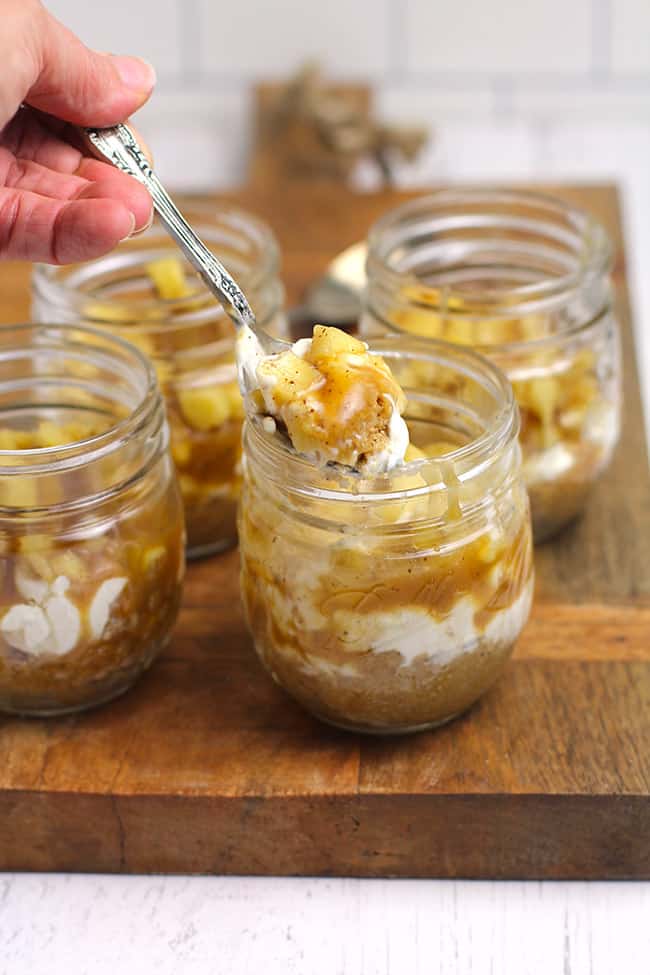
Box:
[22, 551, 55, 583]
[422, 440, 460, 458]
[85, 301, 135, 323]
[284, 416, 322, 457]
[394, 308, 444, 338]
[224, 381, 245, 420]
[405, 284, 441, 306]
[249, 389, 266, 414]
[307, 325, 366, 361]
[153, 359, 173, 388]
[404, 443, 426, 462]
[258, 352, 323, 406]
[52, 550, 88, 582]
[519, 314, 550, 341]
[141, 545, 166, 574]
[178, 386, 231, 431]
[20, 534, 51, 555]
[126, 332, 156, 359]
[170, 435, 192, 467]
[526, 376, 559, 430]
[35, 421, 68, 448]
[331, 543, 369, 573]
[475, 531, 506, 565]
[444, 318, 475, 345]
[0, 478, 38, 508]
[0, 430, 20, 450]
[178, 472, 200, 500]
[146, 257, 190, 300]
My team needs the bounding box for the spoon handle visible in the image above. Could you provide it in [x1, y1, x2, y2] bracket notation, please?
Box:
[82, 124, 256, 329]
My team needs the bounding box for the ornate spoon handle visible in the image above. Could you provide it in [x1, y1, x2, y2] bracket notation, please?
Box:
[83, 123, 256, 330]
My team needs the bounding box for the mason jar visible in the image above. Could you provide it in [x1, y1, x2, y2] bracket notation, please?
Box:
[0, 325, 185, 716]
[362, 190, 622, 541]
[239, 336, 534, 734]
[32, 203, 286, 558]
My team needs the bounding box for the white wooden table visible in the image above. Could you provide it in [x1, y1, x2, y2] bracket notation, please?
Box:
[2, 875, 650, 973]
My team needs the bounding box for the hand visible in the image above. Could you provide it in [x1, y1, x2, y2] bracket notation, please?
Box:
[0, 0, 155, 264]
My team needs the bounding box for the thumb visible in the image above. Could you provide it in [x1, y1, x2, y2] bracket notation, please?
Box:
[20, 3, 156, 126]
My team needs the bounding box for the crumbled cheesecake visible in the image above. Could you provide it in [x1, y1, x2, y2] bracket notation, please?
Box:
[238, 325, 410, 474]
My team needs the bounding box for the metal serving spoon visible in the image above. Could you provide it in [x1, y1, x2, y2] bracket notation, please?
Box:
[289, 241, 367, 339]
[81, 123, 286, 358]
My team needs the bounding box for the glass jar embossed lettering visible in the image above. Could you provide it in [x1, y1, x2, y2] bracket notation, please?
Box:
[239, 337, 534, 734]
[32, 203, 286, 557]
[0, 325, 184, 716]
[362, 191, 622, 541]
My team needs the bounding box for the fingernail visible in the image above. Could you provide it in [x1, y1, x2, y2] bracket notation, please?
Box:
[119, 213, 137, 243]
[111, 55, 157, 92]
[132, 208, 154, 237]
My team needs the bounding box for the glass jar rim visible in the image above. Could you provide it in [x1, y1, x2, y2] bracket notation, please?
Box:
[0, 323, 161, 481]
[244, 334, 519, 511]
[366, 187, 613, 331]
[31, 201, 282, 335]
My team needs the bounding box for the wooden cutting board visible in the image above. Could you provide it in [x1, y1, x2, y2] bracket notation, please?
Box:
[1, 184, 649, 878]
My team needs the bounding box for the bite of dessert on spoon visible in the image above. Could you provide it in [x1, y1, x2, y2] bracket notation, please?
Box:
[237, 323, 410, 475]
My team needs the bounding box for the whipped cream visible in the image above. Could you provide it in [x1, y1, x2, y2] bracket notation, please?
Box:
[2, 574, 81, 657]
[0, 567, 129, 658]
[317, 578, 533, 669]
[251, 539, 533, 675]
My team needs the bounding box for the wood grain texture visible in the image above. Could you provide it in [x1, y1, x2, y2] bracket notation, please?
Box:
[0, 185, 649, 878]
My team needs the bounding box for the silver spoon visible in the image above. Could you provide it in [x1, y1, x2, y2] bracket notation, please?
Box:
[289, 241, 367, 338]
[81, 123, 286, 359]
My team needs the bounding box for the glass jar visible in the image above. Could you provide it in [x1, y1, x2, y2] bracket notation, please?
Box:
[0, 325, 185, 716]
[32, 203, 286, 558]
[362, 190, 622, 541]
[239, 336, 534, 734]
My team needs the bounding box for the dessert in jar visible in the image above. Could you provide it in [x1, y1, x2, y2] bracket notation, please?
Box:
[361, 190, 621, 541]
[31, 203, 286, 557]
[0, 325, 184, 716]
[237, 325, 534, 734]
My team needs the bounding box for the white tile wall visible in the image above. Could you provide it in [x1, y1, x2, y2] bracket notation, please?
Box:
[511, 85, 650, 119]
[378, 86, 495, 121]
[45, 0, 184, 79]
[612, 0, 650, 74]
[41, 0, 650, 116]
[405, 0, 593, 75]
[389, 121, 542, 183]
[135, 91, 252, 189]
[197, 0, 392, 79]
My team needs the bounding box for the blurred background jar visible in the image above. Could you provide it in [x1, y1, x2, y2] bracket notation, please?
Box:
[239, 335, 533, 734]
[361, 190, 622, 541]
[0, 325, 184, 716]
[32, 203, 286, 558]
